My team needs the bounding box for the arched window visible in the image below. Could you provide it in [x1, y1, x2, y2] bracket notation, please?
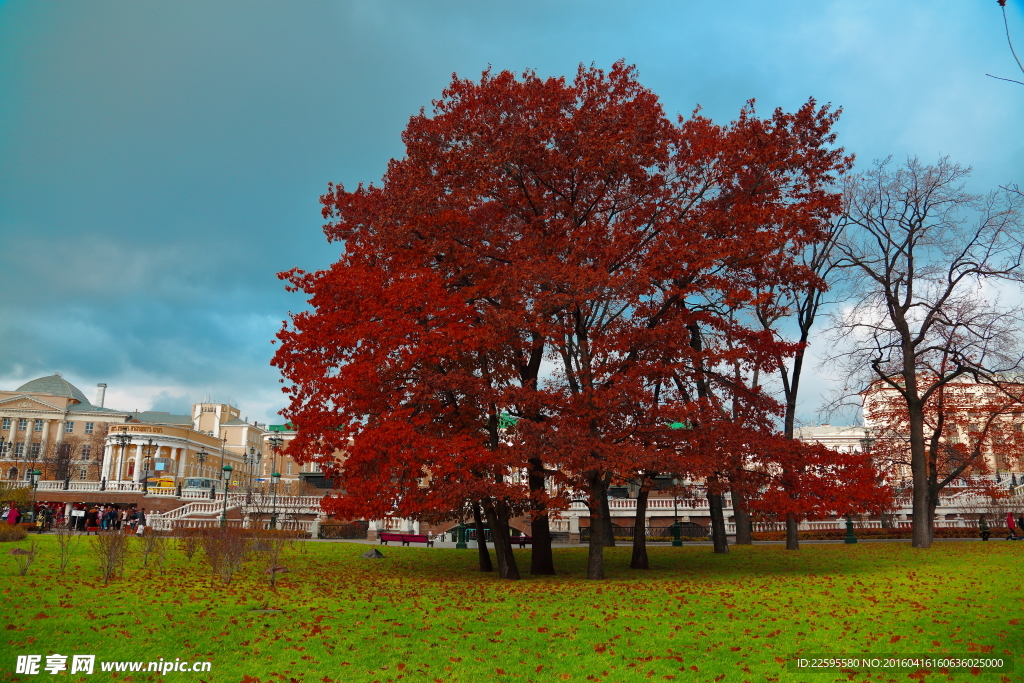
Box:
[6, 467, 16, 480]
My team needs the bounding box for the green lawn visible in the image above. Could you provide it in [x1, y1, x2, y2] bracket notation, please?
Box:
[1, 535, 1021, 683]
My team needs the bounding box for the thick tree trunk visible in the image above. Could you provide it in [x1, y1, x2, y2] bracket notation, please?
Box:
[599, 479, 616, 547]
[472, 502, 492, 572]
[925, 495, 938, 547]
[585, 471, 607, 580]
[707, 484, 729, 554]
[630, 486, 650, 570]
[785, 513, 800, 551]
[528, 457, 555, 575]
[482, 498, 520, 580]
[908, 401, 932, 548]
[731, 489, 752, 545]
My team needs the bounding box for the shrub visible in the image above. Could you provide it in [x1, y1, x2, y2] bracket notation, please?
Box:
[0, 525, 28, 542]
[750, 527, 1006, 541]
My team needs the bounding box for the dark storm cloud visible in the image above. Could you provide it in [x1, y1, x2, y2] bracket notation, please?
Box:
[1, 0, 1021, 423]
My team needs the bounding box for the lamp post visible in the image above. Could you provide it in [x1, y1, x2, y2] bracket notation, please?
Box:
[141, 439, 156, 493]
[220, 464, 233, 528]
[218, 436, 228, 493]
[844, 515, 858, 544]
[671, 477, 682, 547]
[28, 469, 41, 523]
[270, 470, 281, 529]
[113, 427, 132, 485]
[268, 435, 283, 528]
[455, 521, 468, 549]
[196, 449, 212, 499]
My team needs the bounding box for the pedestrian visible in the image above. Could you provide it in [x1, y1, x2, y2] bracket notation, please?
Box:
[118, 508, 126, 530]
[136, 508, 147, 535]
[6, 505, 21, 526]
[1018, 515, 1024, 538]
[85, 507, 99, 535]
[979, 515, 990, 541]
[1007, 512, 1018, 541]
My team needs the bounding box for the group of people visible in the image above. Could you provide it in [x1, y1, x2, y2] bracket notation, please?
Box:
[977, 512, 1024, 540]
[78, 505, 147, 534]
[2, 502, 148, 535]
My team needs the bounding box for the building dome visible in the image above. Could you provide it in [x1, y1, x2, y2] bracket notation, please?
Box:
[16, 374, 89, 404]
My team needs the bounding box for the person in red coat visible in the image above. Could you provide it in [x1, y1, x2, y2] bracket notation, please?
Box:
[1007, 512, 1020, 540]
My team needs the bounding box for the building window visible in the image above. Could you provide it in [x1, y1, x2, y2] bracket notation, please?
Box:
[14, 443, 23, 457]
[30, 443, 40, 458]
[18, 419, 27, 431]
[33, 420, 42, 432]
[65, 422, 74, 433]
[81, 444, 92, 460]
[1, 418, 9, 430]
[286, 462, 293, 475]
[85, 422, 94, 434]
[79, 466, 88, 480]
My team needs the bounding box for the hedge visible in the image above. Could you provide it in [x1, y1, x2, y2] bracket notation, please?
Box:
[750, 527, 1010, 541]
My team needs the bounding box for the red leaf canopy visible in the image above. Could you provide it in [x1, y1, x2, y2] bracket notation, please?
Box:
[273, 62, 851, 522]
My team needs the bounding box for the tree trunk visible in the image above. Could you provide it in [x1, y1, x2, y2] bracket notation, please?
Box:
[907, 400, 932, 548]
[472, 502, 492, 572]
[630, 485, 650, 569]
[785, 512, 800, 551]
[482, 498, 520, 580]
[528, 457, 555, 575]
[730, 489, 751, 545]
[707, 483, 729, 554]
[599, 478, 616, 547]
[585, 471, 607, 580]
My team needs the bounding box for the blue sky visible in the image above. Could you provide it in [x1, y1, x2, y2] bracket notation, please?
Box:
[1, 1, 1022, 425]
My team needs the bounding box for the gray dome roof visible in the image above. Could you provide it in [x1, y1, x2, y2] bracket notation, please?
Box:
[16, 374, 89, 404]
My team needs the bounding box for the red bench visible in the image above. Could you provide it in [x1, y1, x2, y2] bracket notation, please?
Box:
[513, 535, 532, 548]
[379, 532, 434, 547]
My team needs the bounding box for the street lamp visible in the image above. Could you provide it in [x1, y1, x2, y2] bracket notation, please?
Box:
[141, 439, 156, 493]
[220, 464, 233, 528]
[113, 427, 132, 485]
[270, 470, 281, 530]
[28, 469, 41, 523]
[196, 449, 213, 499]
[671, 477, 682, 547]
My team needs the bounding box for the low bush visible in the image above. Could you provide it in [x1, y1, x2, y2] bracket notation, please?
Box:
[750, 526, 1007, 541]
[0, 525, 28, 542]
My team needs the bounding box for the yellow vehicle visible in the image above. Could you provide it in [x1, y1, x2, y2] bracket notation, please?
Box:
[145, 476, 176, 490]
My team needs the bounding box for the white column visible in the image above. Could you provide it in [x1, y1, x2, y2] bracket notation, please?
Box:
[132, 445, 142, 483]
[56, 419, 66, 444]
[100, 443, 113, 481]
[114, 442, 128, 483]
[22, 419, 32, 460]
[39, 419, 50, 465]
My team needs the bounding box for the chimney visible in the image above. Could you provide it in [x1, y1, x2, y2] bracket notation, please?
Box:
[95, 383, 107, 408]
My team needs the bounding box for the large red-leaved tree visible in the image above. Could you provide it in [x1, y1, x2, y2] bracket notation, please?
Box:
[273, 62, 851, 579]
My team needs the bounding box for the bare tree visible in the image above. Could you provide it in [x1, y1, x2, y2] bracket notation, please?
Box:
[92, 531, 129, 585]
[54, 523, 81, 574]
[755, 218, 845, 550]
[988, 1, 1024, 86]
[829, 156, 1024, 548]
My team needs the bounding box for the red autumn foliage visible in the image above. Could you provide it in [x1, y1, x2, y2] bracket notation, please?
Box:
[273, 62, 859, 579]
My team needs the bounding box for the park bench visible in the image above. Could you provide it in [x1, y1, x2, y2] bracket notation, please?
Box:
[379, 532, 434, 547]
[513, 535, 532, 548]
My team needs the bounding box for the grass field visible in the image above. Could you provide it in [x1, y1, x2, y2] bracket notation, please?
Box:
[1, 535, 1021, 683]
